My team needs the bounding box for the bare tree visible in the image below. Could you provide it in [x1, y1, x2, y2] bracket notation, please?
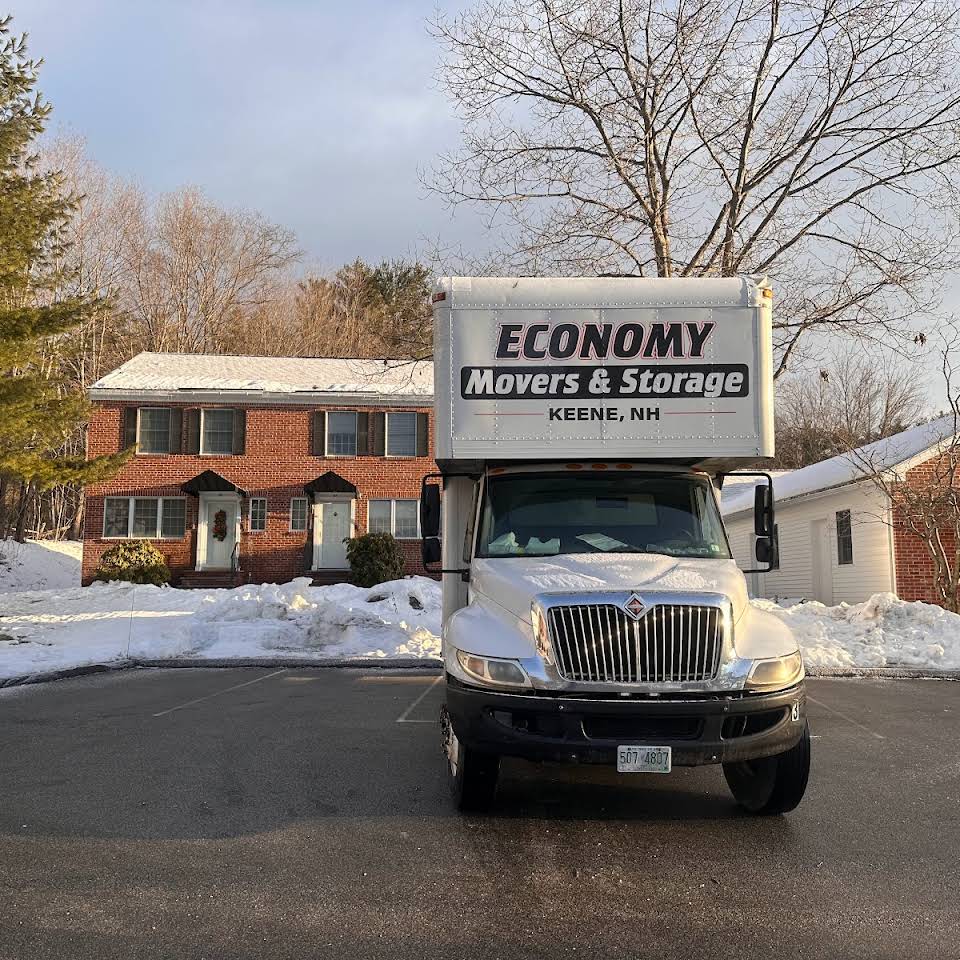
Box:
[119, 186, 299, 354]
[430, 0, 960, 374]
[850, 329, 960, 610]
[775, 348, 926, 467]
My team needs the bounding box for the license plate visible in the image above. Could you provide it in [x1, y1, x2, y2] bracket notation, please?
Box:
[617, 745, 672, 774]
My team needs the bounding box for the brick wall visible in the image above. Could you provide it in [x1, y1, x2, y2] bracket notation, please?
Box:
[889, 456, 960, 605]
[83, 401, 438, 585]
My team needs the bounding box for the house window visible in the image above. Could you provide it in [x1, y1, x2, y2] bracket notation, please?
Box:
[102, 497, 187, 539]
[201, 409, 234, 455]
[161, 499, 186, 538]
[368, 499, 420, 539]
[290, 498, 309, 531]
[249, 498, 267, 533]
[386, 412, 417, 457]
[836, 510, 853, 565]
[138, 408, 171, 454]
[326, 411, 358, 456]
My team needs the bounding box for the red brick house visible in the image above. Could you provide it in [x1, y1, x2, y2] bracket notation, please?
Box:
[722, 415, 960, 607]
[83, 353, 436, 586]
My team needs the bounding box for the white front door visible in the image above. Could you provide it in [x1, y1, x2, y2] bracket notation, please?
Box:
[811, 518, 834, 605]
[201, 497, 238, 570]
[315, 499, 352, 569]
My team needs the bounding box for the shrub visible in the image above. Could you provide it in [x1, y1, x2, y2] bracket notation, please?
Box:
[94, 540, 172, 586]
[346, 532, 405, 588]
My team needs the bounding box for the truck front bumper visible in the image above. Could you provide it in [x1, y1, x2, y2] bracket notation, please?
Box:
[445, 677, 807, 766]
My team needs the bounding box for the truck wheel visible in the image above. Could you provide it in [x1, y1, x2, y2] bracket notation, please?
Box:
[442, 707, 499, 812]
[723, 720, 811, 815]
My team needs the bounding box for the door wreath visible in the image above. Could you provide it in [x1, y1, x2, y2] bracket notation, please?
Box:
[212, 509, 228, 542]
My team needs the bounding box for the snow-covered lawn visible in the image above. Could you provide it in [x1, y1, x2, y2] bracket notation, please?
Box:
[0, 539, 81, 593]
[0, 537, 958, 681]
[0, 577, 442, 681]
[757, 593, 960, 672]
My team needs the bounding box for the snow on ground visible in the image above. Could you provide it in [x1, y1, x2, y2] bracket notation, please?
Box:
[1, 550, 959, 680]
[756, 593, 960, 671]
[0, 539, 81, 594]
[0, 577, 441, 680]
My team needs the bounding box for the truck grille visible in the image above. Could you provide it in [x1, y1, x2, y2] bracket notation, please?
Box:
[546, 603, 724, 684]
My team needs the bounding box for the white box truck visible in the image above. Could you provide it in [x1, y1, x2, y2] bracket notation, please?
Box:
[420, 276, 809, 814]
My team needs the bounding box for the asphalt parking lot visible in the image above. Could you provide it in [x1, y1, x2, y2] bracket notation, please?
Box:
[0, 669, 957, 960]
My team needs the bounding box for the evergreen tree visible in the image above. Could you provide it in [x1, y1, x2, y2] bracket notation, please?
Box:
[0, 16, 128, 538]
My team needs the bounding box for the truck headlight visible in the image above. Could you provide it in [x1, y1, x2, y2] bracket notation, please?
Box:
[456, 650, 530, 688]
[746, 652, 804, 691]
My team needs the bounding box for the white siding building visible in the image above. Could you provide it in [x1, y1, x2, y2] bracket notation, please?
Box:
[721, 416, 957, 605]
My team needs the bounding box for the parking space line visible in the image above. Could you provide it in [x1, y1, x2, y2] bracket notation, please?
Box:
[152, 669, 288, 717]
[808, 695, 886, 740]
[396, 675, 442, 724]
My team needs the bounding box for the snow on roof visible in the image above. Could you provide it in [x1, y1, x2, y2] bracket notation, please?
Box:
[90, 353, 433, 400]
[722, 414, 959, 517]
[719, 471, 792, 510]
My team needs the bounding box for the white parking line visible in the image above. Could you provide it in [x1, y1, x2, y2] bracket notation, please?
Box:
[396, 675, 442, 724]
[152, 669, 288, 718]
[808, 695, 886, 741]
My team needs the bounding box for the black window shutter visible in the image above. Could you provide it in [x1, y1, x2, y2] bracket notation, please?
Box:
[356, 412, 369, 455]
[369, 412, 386, 456]
[416, 412, 429, 457]
[302, 505, 314, 570]
[186, 409, 201, 454]
[232, 409, 246, 455]
[122, 407, 138, 449]
[311, 411, 326, 456]
[168, 408, 183, 454]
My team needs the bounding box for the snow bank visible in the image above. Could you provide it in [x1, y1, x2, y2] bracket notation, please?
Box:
[755, 593, 960, 671]
[3, 570, 958, 683]
[0, 539, 81, 594]
[0, 576, 441, 681]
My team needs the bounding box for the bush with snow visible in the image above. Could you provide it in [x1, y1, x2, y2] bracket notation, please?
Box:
[345, 532, 405, 587]
[94, 540, 171, 585]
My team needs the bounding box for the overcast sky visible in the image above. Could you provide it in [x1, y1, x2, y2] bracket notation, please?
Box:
[16, 0, 485, 270]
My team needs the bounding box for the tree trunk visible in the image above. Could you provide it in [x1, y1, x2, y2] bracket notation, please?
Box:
[14, 483, 33, 543]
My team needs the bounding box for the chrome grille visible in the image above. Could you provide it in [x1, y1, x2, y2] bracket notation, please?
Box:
[547, 603, 724, 683]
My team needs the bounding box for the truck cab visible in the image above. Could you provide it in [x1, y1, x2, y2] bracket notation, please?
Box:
[423, 277, 809, 813]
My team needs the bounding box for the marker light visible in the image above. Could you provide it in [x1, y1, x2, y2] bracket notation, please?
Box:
[457, 651, 529, 688]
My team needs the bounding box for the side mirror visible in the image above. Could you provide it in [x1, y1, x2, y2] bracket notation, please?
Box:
[754, 483, 774, 538]
[420, 482, 441, 538]
[422, 536, 441, 567]
[754, 534, 779, 570]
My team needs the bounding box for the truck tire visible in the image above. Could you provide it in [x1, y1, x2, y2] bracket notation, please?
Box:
[723, 720, 811, 815]
[442, 707, 499, 811]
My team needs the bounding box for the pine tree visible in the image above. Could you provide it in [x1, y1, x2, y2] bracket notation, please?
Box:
[0, 16, 128, 539]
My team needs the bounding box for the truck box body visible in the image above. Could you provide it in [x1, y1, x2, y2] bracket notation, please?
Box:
[432, 276, 774, 468]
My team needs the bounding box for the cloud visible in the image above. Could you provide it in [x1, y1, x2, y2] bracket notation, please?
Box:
[20, 0, 486, 265]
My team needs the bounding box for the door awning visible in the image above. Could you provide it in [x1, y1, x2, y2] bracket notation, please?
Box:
[181, 470, 248, 497]
[304, 471, 357, 495]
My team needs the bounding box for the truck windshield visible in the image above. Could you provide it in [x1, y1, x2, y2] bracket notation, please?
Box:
[477, 473, 730, 559]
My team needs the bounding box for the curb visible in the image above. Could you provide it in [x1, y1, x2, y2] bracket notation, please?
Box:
[0, 657, 443, 689]
[0, 661, 128, 689]
[134, 656, 443, 671]
[807, 666, 960, 680]
[3, 659, 957, 690]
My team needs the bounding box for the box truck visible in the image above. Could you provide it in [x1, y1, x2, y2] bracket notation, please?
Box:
[420, 276, 809, 814]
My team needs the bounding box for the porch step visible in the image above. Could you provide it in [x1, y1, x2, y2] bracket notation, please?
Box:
[178, 571, 240, 590]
